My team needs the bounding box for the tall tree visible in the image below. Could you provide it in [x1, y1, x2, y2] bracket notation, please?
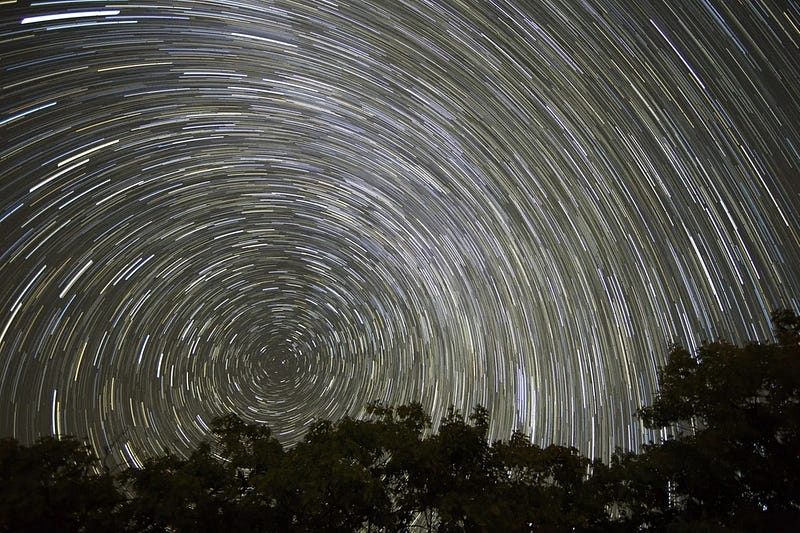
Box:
[634, 310, 800, 530]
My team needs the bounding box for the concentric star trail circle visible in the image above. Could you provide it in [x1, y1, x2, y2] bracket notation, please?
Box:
[1, 0, 799, 464]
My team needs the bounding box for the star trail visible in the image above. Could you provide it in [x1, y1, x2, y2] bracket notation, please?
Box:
[1, 0, 799, 466]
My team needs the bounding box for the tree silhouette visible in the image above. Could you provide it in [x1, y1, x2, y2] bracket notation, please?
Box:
[0, 436, 121, 532]
[632, 309, 800, 530]
[1, 310, 798, 531]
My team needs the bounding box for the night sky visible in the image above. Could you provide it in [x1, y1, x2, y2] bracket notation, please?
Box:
[1, 0, 799, 467]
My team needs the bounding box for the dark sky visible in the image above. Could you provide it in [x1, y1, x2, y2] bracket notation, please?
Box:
[1, 0, 799, 466]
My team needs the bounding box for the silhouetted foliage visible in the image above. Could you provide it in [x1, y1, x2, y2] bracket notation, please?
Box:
[0, 435, 121, 532]
[630, 309, 800, 531]
[1, 310, 799, 531]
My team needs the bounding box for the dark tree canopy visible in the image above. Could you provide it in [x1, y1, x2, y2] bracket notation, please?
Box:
[1, 311, 799, 531]
[0, 435, 121, 532]
[629, 309, 800, 531]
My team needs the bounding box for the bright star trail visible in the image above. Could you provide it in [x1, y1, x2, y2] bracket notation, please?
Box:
[1, 1, 799, 466]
